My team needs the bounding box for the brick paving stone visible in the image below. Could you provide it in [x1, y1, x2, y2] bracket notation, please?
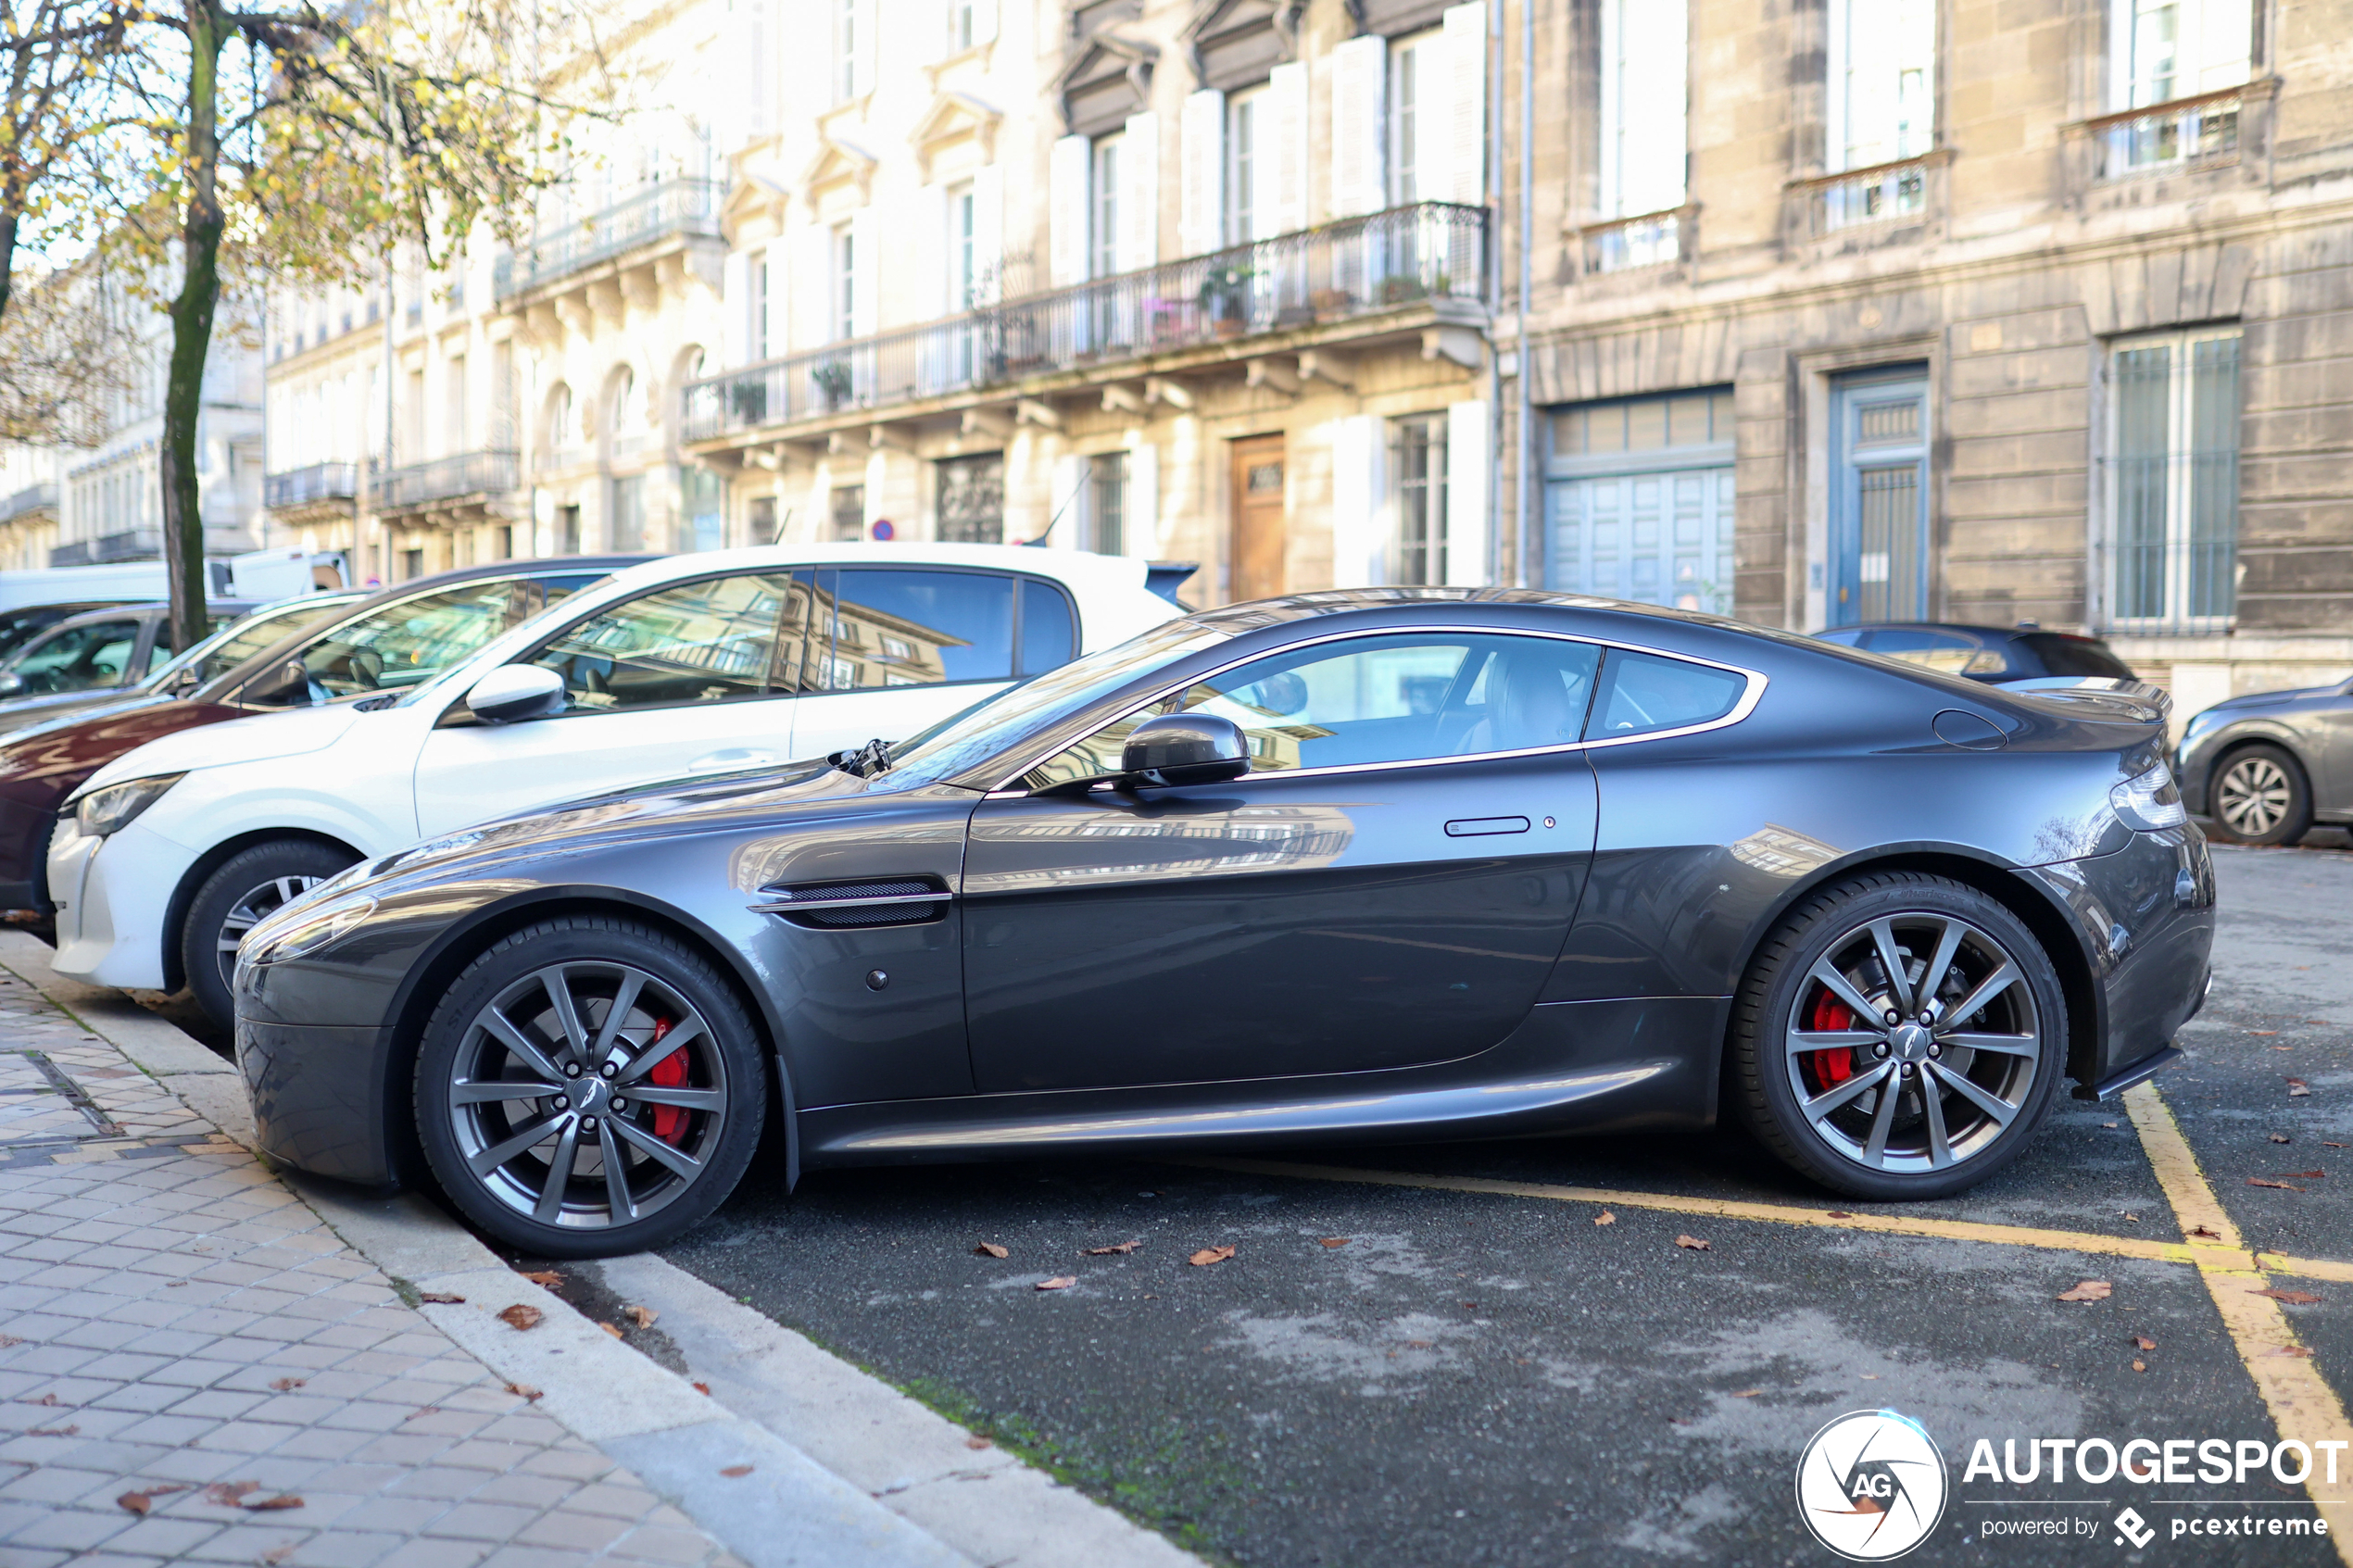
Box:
[0, 981, 742, 1568]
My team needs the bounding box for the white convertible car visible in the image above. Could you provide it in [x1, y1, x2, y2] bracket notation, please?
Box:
[49, 544, 1184, 1024]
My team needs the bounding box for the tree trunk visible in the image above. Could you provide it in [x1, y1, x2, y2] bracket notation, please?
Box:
[0, 208, 19, 328]
[159, 0, 226, 655]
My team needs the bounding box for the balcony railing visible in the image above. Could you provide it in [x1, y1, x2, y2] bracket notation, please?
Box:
[372, 450, 519, 511]
[0, 483, 57, 524]
[495, 178, 727, 300]
[1797, 153, 1940, 235]
[50, 528, 159, 568]
[264, 461, 359, 510]
[682, 202, 1488, 444]
[1579, 207, 1687, 275]
[2092, 86, 2244, 179]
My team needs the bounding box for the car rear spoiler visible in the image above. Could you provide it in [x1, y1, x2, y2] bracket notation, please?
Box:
[2003, 676, 2173, 724]
[1145, 561, 1201, 607]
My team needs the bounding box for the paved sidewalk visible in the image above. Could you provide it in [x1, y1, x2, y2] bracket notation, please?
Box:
[0, 967, 753, 1568]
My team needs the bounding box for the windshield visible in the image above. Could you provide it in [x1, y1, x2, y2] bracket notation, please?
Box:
[237, 574, 605, 709]
[887, 618, 1233, 785]
[144, 596, 360, 690]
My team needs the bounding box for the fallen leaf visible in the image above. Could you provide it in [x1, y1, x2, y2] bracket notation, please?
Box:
[598, 1323, 623, 1339]
[502, 1382, 542, 1403]
[268, 1377, 305, 1392]
[2134, 1336, 2157, 1351]
[1731, 1388, 1762, 1399]
[2329, 1143, 2347, 1149]
[1593, 1210, 1617, 1226]
[419, 1292, 464, 1304]
[1461, 1300, 1479, 1310]
[623, 1305, 658, 1329]
[118, 1485, 189, 1514]
[496, 1304, 543, 1331]
[2248, 1178, 2305, 1191]
[1318, 1236, 1353, 1248]
[0, 1334, 19, 1348]
[692, 1382, 711, 1396]
[2132, 1360, 2146, 1373]
[32, 1393, 57, 1406]
[1036, 1276, 1076, 1291]
[2057, 1280, 2113, 1303]
[2289, 1079, 2312, 1097]
[2251, 1030, 2279, 1035]
[24, 1425, 76, 1436]
[518, 1270, 562, 1289]
[261, 1547, 295, 1566]
[1825, 1210, 1849, 1219]
[1083, 1240, 1142, 1255]
[966, 1436, 993, 1450]
[1859, 1374, 1880, 1380]
[206, 1480, 259, 1507]
[720, 1465, 754, 1478]
[2102, 1123, 2119, 1130]
[402, 1407, 440, 1420]
[1189, 1245, 1236, 1267]
[2281, 1346, 2318, 1358]
[2123, 1213, 2141, 1223]
[1675, 1235, 1711, 1251]
[1403, 1339, 1432, 1348]
[2254, 1287, 2323, 1305]
[2282, 1171, 2326, 1179]
[2191, 1224, 2222, 1239]
[974, 1243, 1009, 1259]
[2272, 1135, 2294, 1144]
[244, 1495, 303, 1512]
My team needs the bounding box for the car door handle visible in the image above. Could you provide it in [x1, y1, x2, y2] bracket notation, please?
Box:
[1445, 816, 1531, 836]
[688, 748, 779, 773]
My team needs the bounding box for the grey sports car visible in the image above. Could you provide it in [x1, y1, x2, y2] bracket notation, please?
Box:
[2176, 679, 2353, 846]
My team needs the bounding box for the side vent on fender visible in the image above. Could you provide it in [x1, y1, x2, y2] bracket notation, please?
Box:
[749, 877, 952, 928]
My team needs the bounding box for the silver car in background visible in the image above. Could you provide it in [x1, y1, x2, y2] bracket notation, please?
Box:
[2175, 678, 2353, 845]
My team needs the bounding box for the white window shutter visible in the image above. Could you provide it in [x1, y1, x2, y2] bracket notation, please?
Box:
[1442, 3, 1488, 206]
[1050, 133, 1092, 286]
[1119, 112, 1160, 271]
[1178, 89, 1225, 257]
[2195, 0, 2253, 91]
[971, 162, 1005, 299]
[1125, 440, 1158, 556]
[849, 209, 878, 337]
[1329, 35, 1387, 219]
[1328, 415, 1382, 588]
[721, 251, 748, 363]
[972, 0, 998, 46]
[1268, 62, 1309, 234]
[1444, 400, 1489, 587]
[852, 0, 878, 96]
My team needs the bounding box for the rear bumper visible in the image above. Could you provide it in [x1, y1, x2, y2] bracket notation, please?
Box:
[2029, 823, 2215, 1090]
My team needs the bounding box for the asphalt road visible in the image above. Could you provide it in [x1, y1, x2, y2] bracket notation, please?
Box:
[642, 845, 2353, 1567]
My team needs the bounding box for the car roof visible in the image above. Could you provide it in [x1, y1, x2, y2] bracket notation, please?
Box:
[40, 600, 258, 631]
[591, 542, 1151, 595]
[1822, 621, 2114, 642]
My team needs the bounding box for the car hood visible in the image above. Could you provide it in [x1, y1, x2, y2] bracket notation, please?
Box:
[2204, 684, 2341, 712]
[0, 687, 145, 735]
[81, 701, 362, 792]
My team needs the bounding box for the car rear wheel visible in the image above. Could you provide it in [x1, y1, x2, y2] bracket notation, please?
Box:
[182, 839, 359, 1031]
[2209, 744, 2311, 847]
[1731, 872, 2066, 1200]
[414, 917, 766, 1257]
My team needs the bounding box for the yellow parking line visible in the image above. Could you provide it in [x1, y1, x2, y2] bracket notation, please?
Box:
[2124, 1082, 2353, 1560]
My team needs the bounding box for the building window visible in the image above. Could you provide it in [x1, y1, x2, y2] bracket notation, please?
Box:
[2104, 0, 2250, 172]
[1227, 87, 1265, 244]
[950, 0, 975, 54]
[838, 0, 859, 101]
[749, 254, 770, 360]
[683, 467, 727, 552]
[1591, 0, 1687, 270]
[1388, 32, 1431, 207]
[749, 495, 779, 545]
[834, 224, 857, 342]
[950, 182, 977, 307]
[2105, 328, 2241, 629]
[610, 473, 645, 551]
[1091, 134, 1122, 280]
[559, 504, 581, 554]
[1391, 415, 1447, 585]
[1088, 452, 1126, 557]
[937, 453, 1004, 544]
[830, 483, 866, 541]
[1829, 0, 1935, 171]
[1546, 390, 1735, 614]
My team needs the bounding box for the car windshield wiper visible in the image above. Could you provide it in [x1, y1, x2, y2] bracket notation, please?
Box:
[829, 736, 893, 778]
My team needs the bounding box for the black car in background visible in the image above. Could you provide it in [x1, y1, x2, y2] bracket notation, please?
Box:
[1813, 622, 2137, 683]
[0, 602, 144, 663]
[233, 590, 2214, 1258]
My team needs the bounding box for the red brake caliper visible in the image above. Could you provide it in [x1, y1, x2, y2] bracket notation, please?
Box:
[644, 1017, 688, 1145]
[1801, 989, 1857, 1095]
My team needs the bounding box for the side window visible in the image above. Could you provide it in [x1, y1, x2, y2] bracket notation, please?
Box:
[1022, 633, 1602, 788]
[1587, 650, 1746, 739]
[7, 619, 144, 694]
[1019, 579, 1076, 676]
[245, 581, 559, 707]
[821, 570, 1013, 689]
[529, 574, 796, 713]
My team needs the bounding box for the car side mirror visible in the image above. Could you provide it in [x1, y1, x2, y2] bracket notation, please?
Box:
[1121, 712, 1250, 787]
[465, 664, 566, 725]
[0, 672, 23, 698]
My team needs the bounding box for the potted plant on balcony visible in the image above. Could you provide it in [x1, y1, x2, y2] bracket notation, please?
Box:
[810, 358, 853, 410]
[1197, 265, 1257, 339]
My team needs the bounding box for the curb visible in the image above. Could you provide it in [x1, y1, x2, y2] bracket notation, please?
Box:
[0, 929, 1202, 1568]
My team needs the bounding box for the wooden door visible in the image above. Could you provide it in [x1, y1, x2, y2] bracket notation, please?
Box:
[1229, 435, 1288, 603]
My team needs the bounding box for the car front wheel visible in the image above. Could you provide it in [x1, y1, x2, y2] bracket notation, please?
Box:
[1731, 872, 2067, 1200]
[182, 839, 359, 1030]
[414, 917, 766, 1257]
[2209, 743, 2311, 847]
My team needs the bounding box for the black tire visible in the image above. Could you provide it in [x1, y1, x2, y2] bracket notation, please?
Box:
[2208, 743, 2312, 847]
[414, 917, 766, 1257]
[1731, 872, 2067, 1200]
[182, 839, 359, 1030]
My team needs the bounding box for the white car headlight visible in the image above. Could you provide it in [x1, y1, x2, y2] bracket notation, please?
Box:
[2110, 760, 2189, 832]
[242, 893, 378, 967]
[72, 773, 185, 838]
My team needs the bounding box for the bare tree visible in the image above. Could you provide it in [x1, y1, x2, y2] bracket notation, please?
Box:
[0, 1, 129, 329]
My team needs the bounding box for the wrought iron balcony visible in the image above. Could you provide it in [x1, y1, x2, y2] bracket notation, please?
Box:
[264, 462, 359, 511]
[50, 528, 160, 567]
[495, 178, 727, 301]
[371, 450, 520, 512]
[1794, 152, 1944, 236]
[1578, 207, 1689, 276]
[2091, 86, 2245, 179]
[0, 483, 56, 524]
[682, 202, 1489, 445]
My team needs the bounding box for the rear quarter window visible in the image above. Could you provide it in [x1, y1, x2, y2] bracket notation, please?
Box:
[1588, 650, 1747, 740]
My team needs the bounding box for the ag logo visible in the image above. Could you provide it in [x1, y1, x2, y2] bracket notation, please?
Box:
[1794, 1410, 1948, 1561]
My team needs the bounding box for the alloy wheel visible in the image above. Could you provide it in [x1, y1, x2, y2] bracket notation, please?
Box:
[215, 875, 326, 985]
[2217, 755, 2292, 838]
[442, 961, 730, 1230]
[1783, 912, 2042, 1174]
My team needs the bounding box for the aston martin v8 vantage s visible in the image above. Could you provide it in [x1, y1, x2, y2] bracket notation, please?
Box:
[232, 590, 2216, 1256]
